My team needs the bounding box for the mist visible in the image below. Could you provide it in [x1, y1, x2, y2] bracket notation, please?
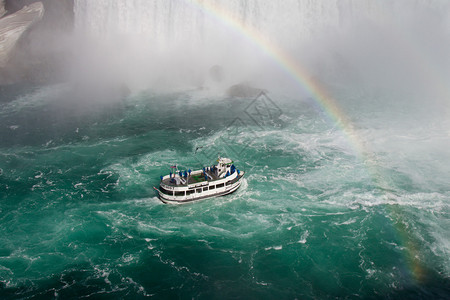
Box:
[2, 2, 450, 296]
[60, 1, 446, 105]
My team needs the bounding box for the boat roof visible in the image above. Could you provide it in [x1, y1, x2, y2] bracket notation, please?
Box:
[161, 169, 221, 187]
[218, 157, 233, 165]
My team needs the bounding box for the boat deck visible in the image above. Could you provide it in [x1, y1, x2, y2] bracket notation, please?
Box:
[162, 170, 220, 186]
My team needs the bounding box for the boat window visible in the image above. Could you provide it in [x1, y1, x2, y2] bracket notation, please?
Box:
[226, 181, 232, 186]
[175, 191, 185, 196]
[216, 183, 224, 188]
[203, 187, 208, 192]
[159, 186, 173, 196]
[196, 189, 202, 193]
[209, 185, 215, 190]
[186, 190, 194, 195]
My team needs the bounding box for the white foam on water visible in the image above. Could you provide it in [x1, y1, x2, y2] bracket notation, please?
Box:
[297, 230, 310, 244]
[264, 245, 283, 251]
[333, 218, 358, 226]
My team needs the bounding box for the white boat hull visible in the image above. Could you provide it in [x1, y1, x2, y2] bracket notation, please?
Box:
[158, 173, 244, 204]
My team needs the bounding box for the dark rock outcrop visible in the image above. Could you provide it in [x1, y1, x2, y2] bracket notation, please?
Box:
[226, 82, 266, 98]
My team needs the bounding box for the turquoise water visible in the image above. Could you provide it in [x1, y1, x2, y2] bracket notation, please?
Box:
[0, 85, 449, 299]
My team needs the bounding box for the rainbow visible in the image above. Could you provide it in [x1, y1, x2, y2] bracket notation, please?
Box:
[185, 0, 367, 159]
[185, 0, 426, 284]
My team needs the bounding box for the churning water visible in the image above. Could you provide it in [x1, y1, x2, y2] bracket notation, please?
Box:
[0, 84, 449, 298]
[1, 0, 450, 299]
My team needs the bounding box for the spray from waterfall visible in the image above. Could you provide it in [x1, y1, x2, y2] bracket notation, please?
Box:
[70, 0, 450, 109]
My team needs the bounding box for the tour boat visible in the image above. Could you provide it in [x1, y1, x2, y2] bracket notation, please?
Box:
[156, 156, 245, 204]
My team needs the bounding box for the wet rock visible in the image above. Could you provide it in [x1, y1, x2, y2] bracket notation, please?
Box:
[226, 82, 266, 98]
